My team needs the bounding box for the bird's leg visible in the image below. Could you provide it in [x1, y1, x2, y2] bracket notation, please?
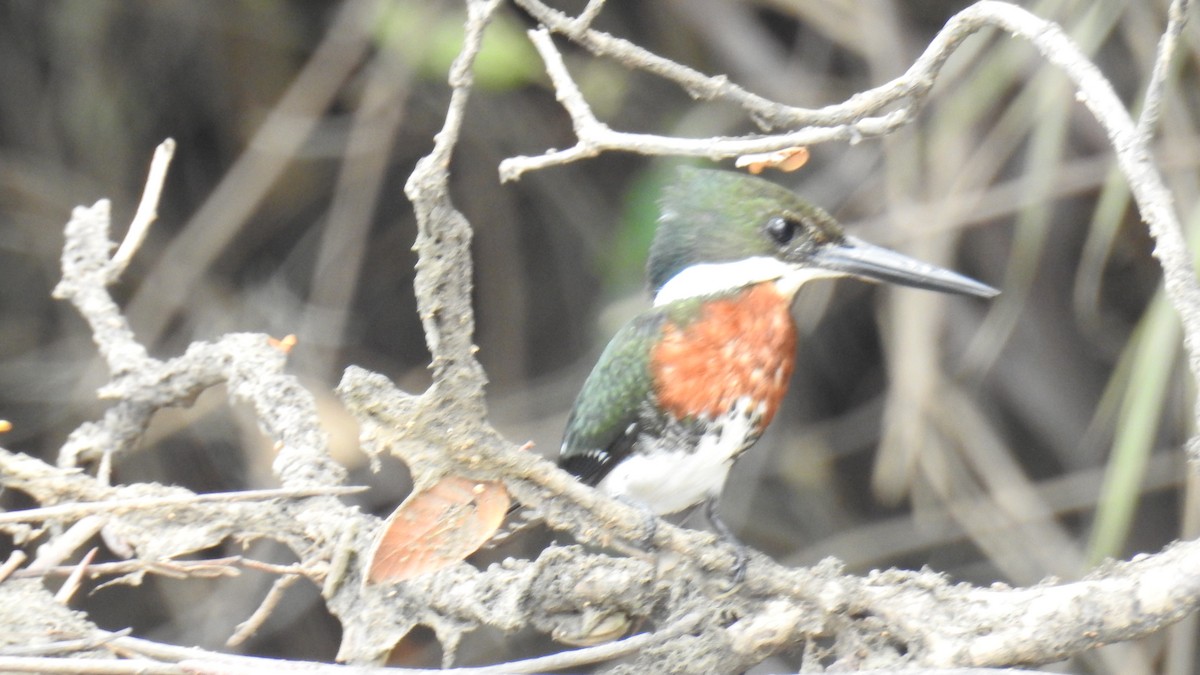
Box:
[615, 495, 659, 551]
[598, 498, 661, 561]
[704, 497, 747, 585]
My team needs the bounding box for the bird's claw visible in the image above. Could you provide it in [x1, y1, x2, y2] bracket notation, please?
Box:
[639, 508, 659, 549]
[705, 497, 748, 590]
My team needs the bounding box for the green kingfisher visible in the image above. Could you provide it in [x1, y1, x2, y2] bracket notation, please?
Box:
[557, 168, 998, 536]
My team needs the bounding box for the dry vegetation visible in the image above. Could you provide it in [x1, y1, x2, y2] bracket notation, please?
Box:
[1, 1, 1199, 673]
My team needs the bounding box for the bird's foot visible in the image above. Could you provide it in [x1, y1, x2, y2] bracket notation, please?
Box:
[638, 507, 659, 550]
[615, 495, 660, 551]
[705, 497, 748, 589]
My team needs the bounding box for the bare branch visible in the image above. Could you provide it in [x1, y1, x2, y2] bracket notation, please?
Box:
[403, 0, 505, 412]
[0, 551, 27, 584]
[52, 200, 153, 377]
[0, 657, 182, 675]
[109, 138, 175, 281]
[0, 629, 131, 658]
[499, 30, 898, 181]
[1135, 0, 1191, 146]
[27, 517, 106, 571]
[512, 0, 903, 129]
[120, 0, 383, 351]
[51, 547, 97, 604]
[11, 555, 312, 583]
[568, 0, 607, 35]
[0, 484, 364, 525]
[226, 573, 301, 647]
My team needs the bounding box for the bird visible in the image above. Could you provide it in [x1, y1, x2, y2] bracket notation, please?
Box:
[557, 168, 998, 554]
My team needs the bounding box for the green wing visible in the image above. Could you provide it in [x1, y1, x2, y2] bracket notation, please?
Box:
[558, 311, 665, 486]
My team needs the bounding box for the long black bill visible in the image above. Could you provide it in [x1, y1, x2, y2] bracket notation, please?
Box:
[812, 236, 999, 298]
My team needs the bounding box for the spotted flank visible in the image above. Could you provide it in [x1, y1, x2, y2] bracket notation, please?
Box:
[596, 397, 765, 515]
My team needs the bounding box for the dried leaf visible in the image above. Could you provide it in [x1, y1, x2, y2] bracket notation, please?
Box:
[268, 334, 298, 354]
[735, 147, 810, 174]
[366, 475, 510, 584]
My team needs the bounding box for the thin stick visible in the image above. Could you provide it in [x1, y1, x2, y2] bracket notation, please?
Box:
[489, 612, 703, 673]
[499, 28, 907, 181]
[0, 549, 27, 583]
[0, 485, 366, 525]
[28, 515, 107, 571]
[53, 547, 98, 604]
[568, 0, 607, 35]
[0, 657, 182, 674]
[109, 139, 176, 281]
[97, 448, 114, 486]
[1135, 0, 1191, 147]
[0, 628, 131, 657]
[226, 574, 300, 647]
[20, 556, 239, 580]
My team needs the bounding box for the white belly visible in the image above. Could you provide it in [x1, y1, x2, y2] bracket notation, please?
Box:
[595, 401, 758, 515]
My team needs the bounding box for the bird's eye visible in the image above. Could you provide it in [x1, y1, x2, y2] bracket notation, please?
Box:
[766, 216, 800, 245]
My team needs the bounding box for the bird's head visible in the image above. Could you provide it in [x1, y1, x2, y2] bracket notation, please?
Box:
[648, 168, 998, 305]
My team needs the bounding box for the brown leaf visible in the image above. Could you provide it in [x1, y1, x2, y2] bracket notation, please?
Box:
[735, 147, 810, 174]
[268, 334, 298, 353]
[366, 475, 510, 584]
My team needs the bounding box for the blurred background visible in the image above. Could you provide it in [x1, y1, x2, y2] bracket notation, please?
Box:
[0, 0, 1196, 672]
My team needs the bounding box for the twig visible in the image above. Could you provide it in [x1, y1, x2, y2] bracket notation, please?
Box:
[121, 0, 383, 352]
[109, 138, 175, 281]
[568, 0, 607, 35]
[0, 486, 366, 525]
[13, 555, 313, 582]
[28, 516, 107, 571]
[1135, 0, 1191, 146]
[490, 612, 703, 673]
[123, 615, 696, 674]
[501, 29, 876, 181]
[53, 200, 153, 376]
[402, 0, 505, 408]
[502, 0, 972, 178]
[53, 547, 98, 604]
[499, 28, 908, 181]
[0, 628, 131, 657]
[226, 573, 300, 647]
[512, 0, 871, 128]
[0, 550, 27, 583]
[0, 657, 181, 675]
[96, 447, 113, 486]
[239, 557, 322, 578]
